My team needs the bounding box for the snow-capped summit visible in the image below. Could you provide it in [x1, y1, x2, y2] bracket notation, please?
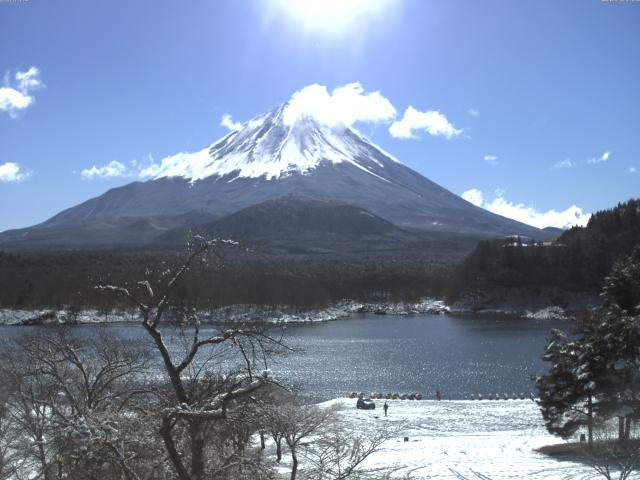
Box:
[145, 103, 400, 182]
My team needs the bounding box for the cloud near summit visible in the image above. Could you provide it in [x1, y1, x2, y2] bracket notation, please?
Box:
[220, 113, 243, 132]
[282, 82, 396, 128]
[281, 83, 461, 141]
[389, 106, 462, 139]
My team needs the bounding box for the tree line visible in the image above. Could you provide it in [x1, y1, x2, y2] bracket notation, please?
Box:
[0, 248, 452, 312]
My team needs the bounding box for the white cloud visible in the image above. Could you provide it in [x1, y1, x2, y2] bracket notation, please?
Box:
[81, 160, 128, 180]
[80, 155, 170, 180]
[138, 162, 160, 178]
[468, 108, 479, 117]
[553, 159, 573, 169]
[221, 114, 243, 132]
[587, 151, 610, 164]
[80, 154, 180, 180]
[15, 67, 42, 91]
[0, 88, 32, 112]
[461, 188, 591, 229]
[483, 155, 498, 166]
[283, 82, 396, 128]
[461, 188, 483, 207]
[389, 106, 461, 139]
[0, 162, 30, 183]
[0, 67, 43, 117]
[630, 167, 636, 174]
[218, 83, 460, 144]
[137, 153, 181, 179]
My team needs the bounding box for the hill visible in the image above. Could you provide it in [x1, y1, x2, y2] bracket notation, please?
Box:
[156, 195, 475, 256]
[448, 198, 640, 310]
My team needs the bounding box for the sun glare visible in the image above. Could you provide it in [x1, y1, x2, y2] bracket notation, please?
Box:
[275, 0, 392, 34]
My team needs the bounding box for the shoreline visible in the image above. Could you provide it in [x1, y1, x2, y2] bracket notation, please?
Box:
[0, 297, 581, 326]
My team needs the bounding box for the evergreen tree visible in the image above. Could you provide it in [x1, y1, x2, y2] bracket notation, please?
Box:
[537, 247, 640, 445]
[537, 329, 596, 444]
[585, 247, 640, 441]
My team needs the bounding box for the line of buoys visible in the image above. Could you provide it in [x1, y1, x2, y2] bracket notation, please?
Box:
[470, 393, 533, 400]
[349, 391, 424, 400]
[349, 391, 535, 401]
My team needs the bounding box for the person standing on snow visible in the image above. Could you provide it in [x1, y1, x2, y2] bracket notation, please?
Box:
[383, 401, 389, 417]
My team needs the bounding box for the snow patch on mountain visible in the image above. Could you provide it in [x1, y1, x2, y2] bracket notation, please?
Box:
[143, 100, 403, 182]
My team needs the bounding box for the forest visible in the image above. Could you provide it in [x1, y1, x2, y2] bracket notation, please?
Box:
[0, 248, 452, 311]
[446, 199, 640, 302]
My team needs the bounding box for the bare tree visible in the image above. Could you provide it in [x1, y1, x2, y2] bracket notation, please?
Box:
[259, 399, 335, 480]
[0, 384, 22, 480]
[578, 428, 640, 480]
[99, 237, 287, 480]
[301, 422, 401, 480]
[0, 347, 54, 480]
[0, 329, 159, 480]
[257, 392, 405, 480]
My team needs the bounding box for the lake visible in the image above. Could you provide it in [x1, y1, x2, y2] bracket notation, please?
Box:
[275, 314, 566, 401]
[0, 313, 566, 401]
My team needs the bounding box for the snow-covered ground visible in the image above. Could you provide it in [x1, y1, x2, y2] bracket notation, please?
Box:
[274, 399, 592, 479]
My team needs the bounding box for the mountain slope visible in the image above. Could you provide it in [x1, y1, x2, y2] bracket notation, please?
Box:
[0, 103, 543, 250]
[157, 195, 425, 255]
[197, 195, 403, 238]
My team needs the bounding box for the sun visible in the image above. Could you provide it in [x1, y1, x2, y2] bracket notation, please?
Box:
[273, 0, 392, 34]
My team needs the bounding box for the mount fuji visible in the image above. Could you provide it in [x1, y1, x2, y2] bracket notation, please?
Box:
[0, 103, 542, 251]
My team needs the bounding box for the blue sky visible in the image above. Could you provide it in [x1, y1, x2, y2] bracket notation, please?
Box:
[1, 0, 638, 231]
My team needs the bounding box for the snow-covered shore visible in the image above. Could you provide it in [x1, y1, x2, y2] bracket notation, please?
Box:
[0, 298, 450, 326]
[0, 294, 587, 326]
[189, 298, 451, 323]
[0, 308, 143, 326]
[269, 398, 591, 479]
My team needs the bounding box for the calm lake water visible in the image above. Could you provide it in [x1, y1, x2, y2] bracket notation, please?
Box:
[0, 313, 567, 401]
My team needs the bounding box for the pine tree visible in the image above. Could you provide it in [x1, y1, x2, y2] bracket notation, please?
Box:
[585, 247, 640, 442]
[537, 328, 596, 444]
[537, 247, 640, 445]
